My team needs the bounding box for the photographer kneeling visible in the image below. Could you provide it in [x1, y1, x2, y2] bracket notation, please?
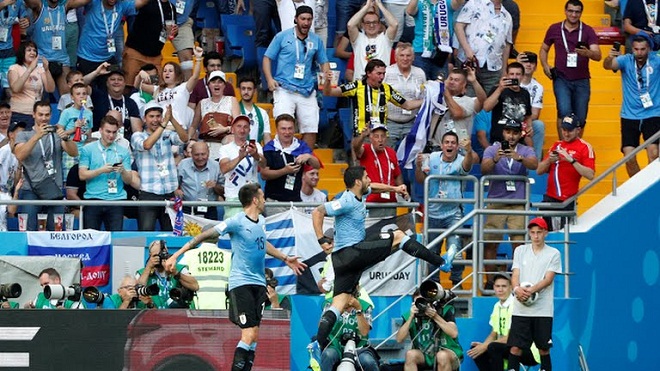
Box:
[320, 288, 379, 371]
[396, 284, 463, 371]
[136, 240, 199, 308]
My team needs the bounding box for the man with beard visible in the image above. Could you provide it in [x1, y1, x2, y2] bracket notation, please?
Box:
[415, 131, 475, 286]
[539, 0, 600, 137]
[480, 62, 533, 151]
[237, 77, 271, 145]
[263, 5, 330, 150]
[352, 123, 406, 218]
[312, 166, 451, 351]
[429, 67, 485, 164]
[480, 119, 537, 288]
[299, 164, 326, 215]
[603, 35, 660, 177]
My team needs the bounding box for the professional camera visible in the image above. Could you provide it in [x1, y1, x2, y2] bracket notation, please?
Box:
[169, 286, 195, 304]
[82, 286, 106, 305]
[267, 277, 278, 288]
[44, 283, 82, 302]
[156, 240, 171, 267]
[0, 283, 22, 300]
[414, 280, 456, 317]
[136, 283, 159, 297]
[336, 331, 359, 371]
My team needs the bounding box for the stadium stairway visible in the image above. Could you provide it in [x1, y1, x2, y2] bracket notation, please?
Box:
[516, 0, 630, 214]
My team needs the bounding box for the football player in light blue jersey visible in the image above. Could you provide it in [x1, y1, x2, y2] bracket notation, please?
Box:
[167, 183, 306, 371]
[312, 166, 456, 351]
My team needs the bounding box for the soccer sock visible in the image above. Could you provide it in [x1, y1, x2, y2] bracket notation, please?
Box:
[316, 306, 340, 350]
[540, 354, 552, 371]
[507, 353, 520, 371]
[401, 238, 446, 266]
[231, 344, 250, 371]
[244, 349, 256, 371]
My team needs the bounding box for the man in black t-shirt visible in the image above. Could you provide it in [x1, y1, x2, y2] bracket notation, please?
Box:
[123, 0, 176, 88]
[90, 68, 142, 141]
[623, 0, 660, 50]
[481, 62, 533, 146]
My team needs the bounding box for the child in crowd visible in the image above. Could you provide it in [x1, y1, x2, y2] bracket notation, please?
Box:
[58, 82, 93, 182]
[57, 71, 94, 112]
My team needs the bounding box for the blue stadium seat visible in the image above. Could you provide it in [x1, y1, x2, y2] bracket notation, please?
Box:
[221, 15, 257, 71]
[338, 107, 353, 153]
[7, 217, 17, 231]
[123, 218, 138, 231]
[196, 2, 220, 29]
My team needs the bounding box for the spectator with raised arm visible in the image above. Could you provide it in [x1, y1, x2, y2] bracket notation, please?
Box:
[131, 102, 188, 231]
[348, 0, 398, 79]
[8, 42, 55, 128]
[75, 0, 147, 75]
[136, 46, 204, 132]
[188, 51, 235, 112]
[517, 52, 546, 160]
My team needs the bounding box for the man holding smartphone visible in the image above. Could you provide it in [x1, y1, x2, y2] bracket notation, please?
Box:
[480, 119, 537, 289]
[481, 62, 533, 149]
[78, 115, 133, 231]
[539, 0, 601, 138]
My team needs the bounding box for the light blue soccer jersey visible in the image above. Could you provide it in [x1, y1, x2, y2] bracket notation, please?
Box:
[214, 212, 267, 290]
[323, 189, 372, 251]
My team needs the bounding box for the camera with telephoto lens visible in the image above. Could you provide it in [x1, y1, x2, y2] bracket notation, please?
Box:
[170, 286, 195, 305]
[44, 283, 82, 302]
[0, 283, 22, 301]
[414, 280, 456, 317]
[267, 277, 278, 288]
[82, 286, 106, 305]
[136, 283, 159, 297]
[156, 240, 171, 267]
[336, 331, 359, 371]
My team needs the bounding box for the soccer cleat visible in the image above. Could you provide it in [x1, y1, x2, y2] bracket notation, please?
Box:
[439, 244, 458, 272]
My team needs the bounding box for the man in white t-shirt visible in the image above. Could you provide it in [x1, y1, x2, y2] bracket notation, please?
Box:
[508, 217, 562, 371]
[348, 0, 399, 79]
[517, 51, 545, 160]
[299, 164, 326, 214]
[237, 77, 271, 145]
[219, 115, 266, 219]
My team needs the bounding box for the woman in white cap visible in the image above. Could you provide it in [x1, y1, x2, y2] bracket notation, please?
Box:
[190, 70, 240, 161]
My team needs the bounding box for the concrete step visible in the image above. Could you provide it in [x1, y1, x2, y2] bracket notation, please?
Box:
[319, 162, 348, 178]
[518, 1, 610, 19]
[518, 13, 610, 29]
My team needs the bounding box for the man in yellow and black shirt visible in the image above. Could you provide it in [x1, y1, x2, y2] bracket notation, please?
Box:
[323, 59, 423, 137]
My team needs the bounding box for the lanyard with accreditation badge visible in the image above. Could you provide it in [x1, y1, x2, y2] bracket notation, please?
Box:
[561, 20, 582, 68]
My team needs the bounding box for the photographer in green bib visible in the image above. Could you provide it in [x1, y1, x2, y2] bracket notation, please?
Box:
[136, 240, 199, 308]
[396, 285, 463, 370]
